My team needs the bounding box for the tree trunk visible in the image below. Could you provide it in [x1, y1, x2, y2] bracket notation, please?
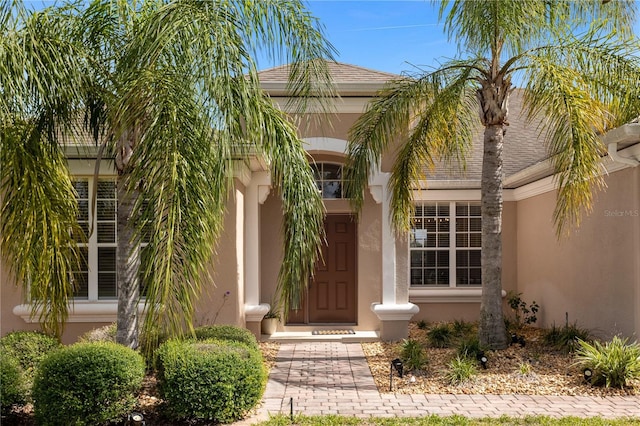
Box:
[477, 82, 510, 350]
[115, 129, 139, 348]
[116, 176, 140, 348]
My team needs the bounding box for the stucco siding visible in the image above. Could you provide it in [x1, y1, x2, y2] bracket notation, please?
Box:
[516, 167, 640, 339]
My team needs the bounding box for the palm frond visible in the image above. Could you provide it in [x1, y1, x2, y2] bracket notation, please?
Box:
[522, 33, 640, 235]
[0, 121, 82, 338]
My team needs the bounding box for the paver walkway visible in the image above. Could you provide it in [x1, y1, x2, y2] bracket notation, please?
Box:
[237, 342, 640, 424]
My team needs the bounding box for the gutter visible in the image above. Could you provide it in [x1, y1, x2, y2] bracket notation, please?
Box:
[602, 123, 640, 167]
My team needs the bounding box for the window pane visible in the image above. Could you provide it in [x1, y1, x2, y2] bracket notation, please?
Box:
[436, 251, 449, 267]
[410, 251, 423, 267]
[322, 163, 341, 179]
[469, 250, 481, 267]
[77, 200, 89, 222]
[470, 218, 482, 232]
[456, 234, 468, 248]
[436, 269, 449, 285]
[456, 203, 468, 216]
[97, 200, 115, 220]
[322, 181, 341, 199]
[414, 205, 423, 217]
[469, 233, 482, 247]
[437, 233, 449, 248]
[437, 204, 449, 216]
[311, 164, 321, 180]
[97, 181, 115, 199]
[457, 251, 468, 267]
[410, 269, 423, 285]
[437, 218, 449, 232]
[73, 180, 89, 198]
[98, 273, 117, 299]
[98, 247, 116, 271]
[425, 204, 437, 216]
[456, 218, 468, 232]
[457, 268, 469, 285]
[426, 234, 436, 248]
[425, 251, 436, 268]
[410, 230, 426, 247]
[73, 272, 89, 298]
[469, 204, 481, 216]
[469, 268, 482, 284]
[97, 223, 116, 243]
[424, 269, 436, 284]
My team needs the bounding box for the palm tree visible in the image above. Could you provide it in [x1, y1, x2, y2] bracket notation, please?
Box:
[1, 0, 335, 347]
[345, 0, 640, 349]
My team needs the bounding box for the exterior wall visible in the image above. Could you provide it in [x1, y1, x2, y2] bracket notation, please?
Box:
[193, 183, 245, 328]
[516, 167, 640, 339]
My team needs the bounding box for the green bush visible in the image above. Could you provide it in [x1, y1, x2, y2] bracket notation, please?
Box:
[400, 339, 428, 371]
[544, 323, 591, 353]
[427, 323, 453, 348]
[416, 320, 428, 330]
[156, 338, 267, 423]
[446, 356, 478, 385]
[0, 354, 27, 414]
[457, 336, 484, 361]
[574, 336, 640, 388]
[194, 324, 259, 350]
[0, 331, 61, 379]
[451, 320, 474, 338]
[78, 323, 116, 343]
[32, 342, 145, 426]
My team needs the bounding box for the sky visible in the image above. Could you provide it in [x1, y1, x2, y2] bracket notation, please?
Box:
[300, 0, 452, 75]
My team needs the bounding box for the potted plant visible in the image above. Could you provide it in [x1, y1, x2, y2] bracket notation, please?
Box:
[261, 300, 281, 335]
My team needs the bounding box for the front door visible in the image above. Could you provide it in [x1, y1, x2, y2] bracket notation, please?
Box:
[287, 214, 357, 324]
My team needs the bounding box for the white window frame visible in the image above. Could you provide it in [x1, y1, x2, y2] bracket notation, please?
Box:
[73, 177, 118, 301]
[408, 199, 489, 303]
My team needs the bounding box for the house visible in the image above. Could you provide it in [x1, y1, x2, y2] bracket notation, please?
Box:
[2, 62, 639, 344]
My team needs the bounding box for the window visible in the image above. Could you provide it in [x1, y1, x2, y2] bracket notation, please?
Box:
[312, 163, 345, 199]
[72, 178, 117, 300]
[410, 201, 481, 287]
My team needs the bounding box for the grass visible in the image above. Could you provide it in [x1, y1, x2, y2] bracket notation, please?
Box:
[257, 414, 640, 425]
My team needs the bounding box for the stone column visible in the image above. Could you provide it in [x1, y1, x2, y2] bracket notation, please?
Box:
[244, 171, 271, 337]
[368, 171, 419, 341]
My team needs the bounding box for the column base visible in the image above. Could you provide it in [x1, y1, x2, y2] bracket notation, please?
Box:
[245, 304, 270, 339]
[371, 303, 419, 341]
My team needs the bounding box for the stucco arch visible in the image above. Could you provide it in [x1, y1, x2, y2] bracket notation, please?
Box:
[303, 137, 348, 157]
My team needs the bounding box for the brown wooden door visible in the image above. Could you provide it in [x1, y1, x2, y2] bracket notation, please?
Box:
[287, 214, 357, 324]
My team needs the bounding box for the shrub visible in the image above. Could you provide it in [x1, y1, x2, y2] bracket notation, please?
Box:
[574, 336, 640, 388]
[446, 356, 477, 385]
[416, 320, 428, 330]
[507, 291, 539, 328]
[32, 342, 145, 426]
[0, 331, 61, 379]
[0, 354, 27, 414]
[457, 336, 484, 361]
[427, 323, 453, 348]
[78, 323, 116, 343]
[451, 320, 474, 338]
[156, 338, 267, 423]
[400, 339, 428, 371]
[544, 323, 591, 353]
[194, 324, 259, 350]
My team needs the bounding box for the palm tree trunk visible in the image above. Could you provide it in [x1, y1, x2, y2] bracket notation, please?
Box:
[116, 175, 140, 348]
[478, 122, 508, 349]
[115, 130, 139, 348]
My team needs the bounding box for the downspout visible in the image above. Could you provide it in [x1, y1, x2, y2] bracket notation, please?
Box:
[608, 142, 640, 167]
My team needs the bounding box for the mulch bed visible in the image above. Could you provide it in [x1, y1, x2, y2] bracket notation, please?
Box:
[362, 323, 640, 396]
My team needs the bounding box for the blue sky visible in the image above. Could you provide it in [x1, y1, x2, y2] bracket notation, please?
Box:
[303, 0, 451, 75]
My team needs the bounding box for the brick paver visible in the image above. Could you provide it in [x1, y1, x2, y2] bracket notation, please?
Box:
[235, 342, 640, 424]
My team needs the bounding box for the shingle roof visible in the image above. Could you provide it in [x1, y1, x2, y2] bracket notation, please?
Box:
[257, 61, 399, 84]
[425, 89, 550, 185]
